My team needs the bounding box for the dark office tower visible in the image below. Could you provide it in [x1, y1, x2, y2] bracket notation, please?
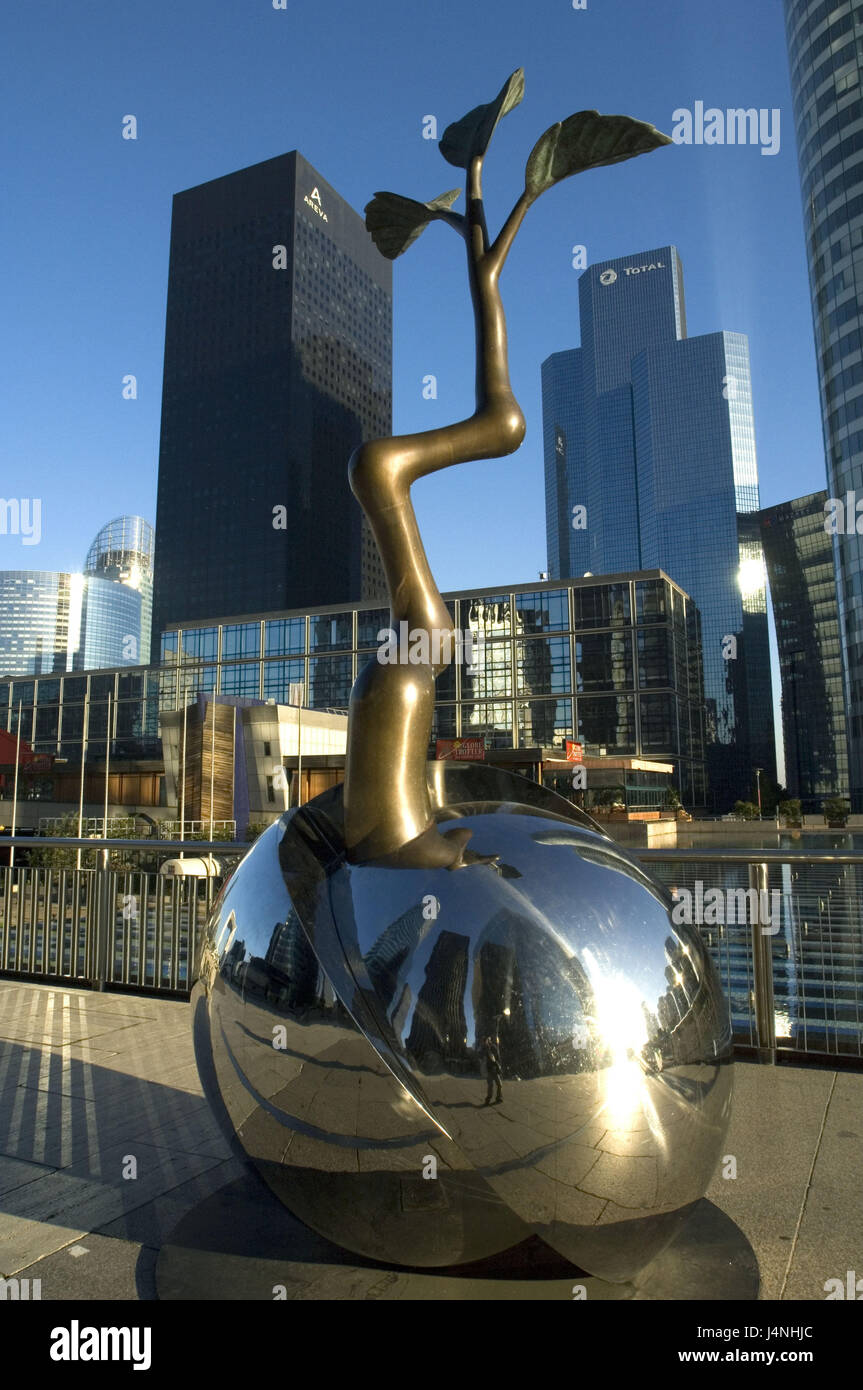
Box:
[406, 930, 470, 1063]
[151, 152, 391, 661]
[542, 246, 775, 807]
[783, 2, 863, 810]
[759, 491, 850, 810]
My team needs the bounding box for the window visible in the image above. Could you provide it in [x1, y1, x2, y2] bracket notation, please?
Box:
[635, 579, 669, 625]
[220, 662, 260, 697]
[518, 698, 573, 748]
[309, 655, 352, 707]
[464, 595, 512, 637]
[637, 628, 673, 687]
[574, 584, 631, 629]
[577, 631, 634, 692]
[514, 589, 569, 633]
[263, 659, 305, 703]
[640, 694, 678, 754]
[576, 695, 635, 754]
[310, 613, 353, 652]
[264, 618, 305, 656]
[461, 640, 511, 698]
[357, 608, 389, 649]
[517, 636, 571, 696]
[221, 623, 260, 660]
[460, 701, 512, 747]
[179, 627, 219, 661]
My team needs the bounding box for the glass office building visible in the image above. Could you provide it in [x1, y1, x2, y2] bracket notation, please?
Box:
[150, 151, 391, 661]
[0, 514, 153, 678]
[85, 515, 154, 664]
[783, 0, 863, 809]
[0, 571, 707, 805]
[0, 567, 705, 800]
[153, 571, 707, 801]
[0, 572, 82, 677]
[542, 246, 775, 808]
[0, 569, 143, 678]
[760, 491, 850, 809]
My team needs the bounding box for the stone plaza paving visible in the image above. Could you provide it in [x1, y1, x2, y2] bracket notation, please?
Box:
[0, 978, 861, 1300]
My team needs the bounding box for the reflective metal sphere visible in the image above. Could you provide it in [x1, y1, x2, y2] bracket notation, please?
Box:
[191, 769, 732, 1280]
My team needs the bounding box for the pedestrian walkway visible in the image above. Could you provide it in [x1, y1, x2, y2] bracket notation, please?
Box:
[0, 980, 860, 1300]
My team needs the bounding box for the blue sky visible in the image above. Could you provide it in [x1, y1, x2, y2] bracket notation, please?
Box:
[2, 0, 819, 617]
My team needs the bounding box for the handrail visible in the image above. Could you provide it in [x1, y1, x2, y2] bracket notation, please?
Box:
[633, 849, 863, 864]
[0, 836, 248, 852]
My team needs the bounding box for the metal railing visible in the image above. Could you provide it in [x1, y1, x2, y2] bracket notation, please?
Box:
[1, 839, 862, 1063]
[0, 837, 248, 993]
[634, 849, 863, 1063]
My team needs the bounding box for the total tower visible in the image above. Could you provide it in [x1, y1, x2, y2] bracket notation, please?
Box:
[542, 246, 775, 808]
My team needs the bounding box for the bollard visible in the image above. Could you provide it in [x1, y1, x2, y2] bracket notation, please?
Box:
[90, 868, 112, 991]
[749, 861, 776, 1064]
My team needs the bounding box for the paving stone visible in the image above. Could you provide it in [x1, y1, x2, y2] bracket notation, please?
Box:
[0, 980, 858, 1301]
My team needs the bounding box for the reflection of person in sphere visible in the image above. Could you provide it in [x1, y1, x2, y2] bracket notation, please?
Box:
[482, 1036, 503, 1106]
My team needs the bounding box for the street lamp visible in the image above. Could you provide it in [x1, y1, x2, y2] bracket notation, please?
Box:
[754, 767, 763, 818]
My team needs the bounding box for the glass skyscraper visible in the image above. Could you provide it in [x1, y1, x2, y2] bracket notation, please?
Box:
[542, 245, 775, 808]
[783, 0, 863, 809]
[84, 515, 154, 665]
[0, 572, 82, 677]
[150, 151, 391, 661]
[0, 515, 153, 677]
[759, 490, 849, 809]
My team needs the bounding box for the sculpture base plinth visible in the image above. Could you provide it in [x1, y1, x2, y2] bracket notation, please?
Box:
[154, 1167, 759, 1301]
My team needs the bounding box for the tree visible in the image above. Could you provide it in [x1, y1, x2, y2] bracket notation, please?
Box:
[822, 797, 850, 826]
[244, 821, 272, 843]
[758, 773, 783, 818]
[733, 800, 761, 821]
[778, 799, 802, 827]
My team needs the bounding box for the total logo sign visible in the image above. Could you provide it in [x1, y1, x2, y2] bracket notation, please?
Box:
[304, 187, 328, 222]
[599, 260, 665, 286]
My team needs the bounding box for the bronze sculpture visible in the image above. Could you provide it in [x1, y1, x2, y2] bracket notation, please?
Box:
[190, 75, 737, 1289]
[344, 69, 670, 867]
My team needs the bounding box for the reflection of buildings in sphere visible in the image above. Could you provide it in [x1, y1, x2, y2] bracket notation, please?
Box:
[363, 902, 433, 1016]
[406, 930, 470, 1065]
[193, 780, 733, 1279]
[264, 910, 320, 1010]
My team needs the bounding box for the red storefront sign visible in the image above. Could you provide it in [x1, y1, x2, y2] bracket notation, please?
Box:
[436, 738, 486, 762]
[566, 740, 584, 763]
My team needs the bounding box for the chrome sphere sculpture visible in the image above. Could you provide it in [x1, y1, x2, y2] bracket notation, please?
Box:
[191, 72, 733, 1281]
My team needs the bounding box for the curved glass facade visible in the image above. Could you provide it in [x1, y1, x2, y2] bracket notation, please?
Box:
[784, 0, 863, 808]
[0, 531, 149, 676]
[84, 514, 154, 663]
[77, 576, 143, 671]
